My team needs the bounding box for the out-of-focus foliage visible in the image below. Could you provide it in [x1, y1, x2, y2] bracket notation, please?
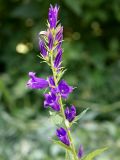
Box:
[0, 0, 120, 159]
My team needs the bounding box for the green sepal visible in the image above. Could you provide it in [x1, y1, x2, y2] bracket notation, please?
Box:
[57, 68, 67, 82]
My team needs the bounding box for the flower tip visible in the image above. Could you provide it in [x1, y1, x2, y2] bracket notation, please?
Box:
[28, 72, 35, 77]
[78, 145, 84, 159]
[55, 4, 60, 10]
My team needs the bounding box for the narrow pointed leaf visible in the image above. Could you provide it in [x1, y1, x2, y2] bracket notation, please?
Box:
[52, 139, 72, 151]
[50, 114, 63, 125]
[82, 147, 108, 160]
[74, 108, 89, 122]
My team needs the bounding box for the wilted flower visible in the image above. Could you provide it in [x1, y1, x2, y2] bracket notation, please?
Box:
[27, 72, 48, 89]
[78, 145, 84, 159]
[56, 127, 70, 146]
[58, 80, 73, 99]
[48, 4, 59, 29]
[65, 105, 76, 122]
[44, 91, 60, 111]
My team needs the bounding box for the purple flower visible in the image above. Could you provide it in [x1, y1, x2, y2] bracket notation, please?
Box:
[65, 105, 76, 122]
[48, 76, 55, 88]
[54, 49, 62, 68]
[27, 72, 48, 89]
[58, 80, 73, 99]
[44, 91, 60, 111]
[57, 42, 62, 51]
[55, 26, 63, 42]
[56, 128, 70, 146]
[48, 4, 59, 29]
[48, 32, 54, 50]
[78, 145, 84, 159]
[39, 39, 47, 57]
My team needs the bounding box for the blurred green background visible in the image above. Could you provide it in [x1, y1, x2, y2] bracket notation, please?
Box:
[0, 0, 120, 159]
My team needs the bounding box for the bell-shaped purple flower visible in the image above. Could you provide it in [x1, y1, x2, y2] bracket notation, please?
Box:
[54, 49, 62, 68]
[56, 127, 70, 146]
[48, 76, 55, 88]
[65, 105, 76, 122]
[27, 72, 48, 89]
[55, 26, 63, 42]
[57, 41, 62, 51]
[78, 145, 84, 159]
[44, 91, 60, 111]
[39, 39, 47, 57]
[48, 4, 59, 29]
[58, 80, 73, 99]
[48, 32, 54, 50]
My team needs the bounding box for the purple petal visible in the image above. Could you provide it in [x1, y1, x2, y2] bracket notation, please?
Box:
[56, 127, 66, 136]
[58, 80, 73, 99]
[56, 128, 70, 146]
[39, 39, 47, 57]
[48, 32, 54, 50]
[48, 4, 59, 28]
[65, 105, 76, 122]
[78, 145, 84, 159]
[54, 49, 62, 68]
[44, 91, 60, 111]
[51, 102, 60, 111]
[27, 72, 48, 89]
[48, 76, 55, 87]
[55, 26, 63, 42]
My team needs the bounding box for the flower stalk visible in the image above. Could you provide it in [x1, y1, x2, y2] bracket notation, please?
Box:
[50, 50, 78, 160]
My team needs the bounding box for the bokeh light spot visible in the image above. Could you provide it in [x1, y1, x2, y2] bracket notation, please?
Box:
[16, 43, 29, 54]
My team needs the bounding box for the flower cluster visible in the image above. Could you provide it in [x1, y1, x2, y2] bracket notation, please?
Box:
[27, 4, 83, 159]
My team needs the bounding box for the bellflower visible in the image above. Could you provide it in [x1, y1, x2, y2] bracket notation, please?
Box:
[44, 91, 60, 111]
[26, 5, 87, 160]
[48, 4, 59, 29]
[39, 39, 47, 57]
[55, 25, 63, 50]
[78, 145, 84, 159]
[48, 76, 55, 88]
[56, 127, 70, 146]
[58, 80, 73, 99]
[48, 32, 54, 50]
[65, 105, 76, 122]
[55, 26, 63, 42]
[27, 72, 48, 89]
[54, 48, 62, 68]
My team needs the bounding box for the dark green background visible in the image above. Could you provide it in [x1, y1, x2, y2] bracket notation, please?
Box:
[0, 0, 120, 159]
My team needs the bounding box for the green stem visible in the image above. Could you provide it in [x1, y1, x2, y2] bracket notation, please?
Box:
[50, 54, 78, 160]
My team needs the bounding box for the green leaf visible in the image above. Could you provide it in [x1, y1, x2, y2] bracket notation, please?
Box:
[52, 139, 72, 151]
[82, 147, 108, 160]
[49, 111, 56, 116]
[49, 112, 63, 125]
[72, 108, 89, 125]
